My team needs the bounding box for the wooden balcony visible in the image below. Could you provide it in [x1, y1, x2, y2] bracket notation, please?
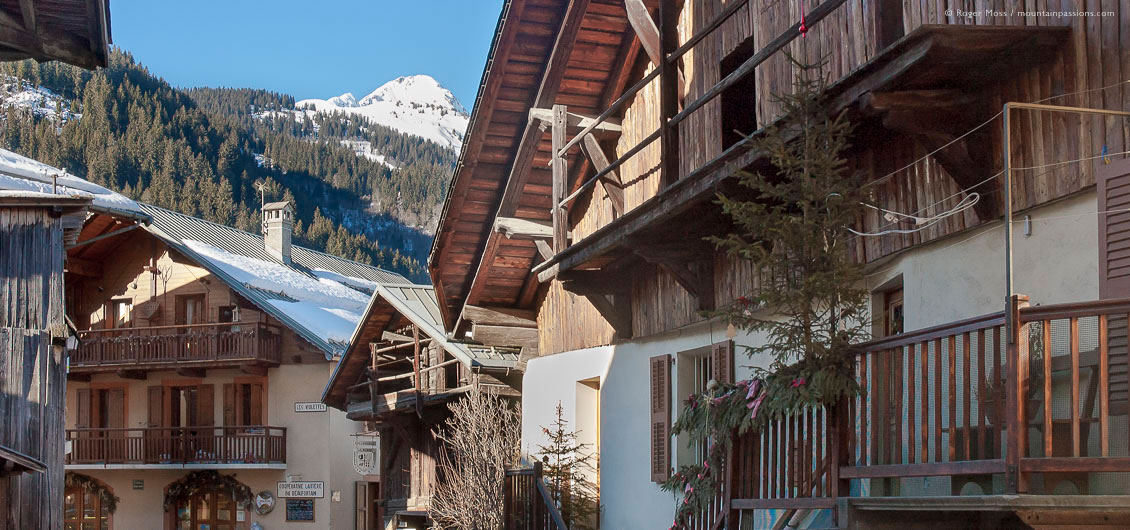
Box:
[700, 296, 1130, 525]
[64, 426, 286, 468]
[70, 322, 281, 373]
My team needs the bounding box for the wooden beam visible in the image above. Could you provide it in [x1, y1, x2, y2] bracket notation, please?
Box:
[64, 256, 102, 278]
[472, 323, 539, 349]
[17, 0, 34, 33]
[240, 365, 268, 376]
[0, 20, 100, 69]
[552, 104, 569, 252]
[176, 368, 206, 378]
[116, 369, 147, 380]
[67, 372, 91, 382]
[381, 331, 412, 343]
[534, 240, 554, 261]
[462, 305, 537, 328]
[0, 9, 25, 30]
[461, 0, 591, 312]
[529, 108, 622, 136]
[494, 217, 553, 240]
[625, 0, 661, 66]
[561, 277, 632, 339]
[579, 133, 626, 215]
[657, 0, 681, 189]
[861, 90, 997, 220]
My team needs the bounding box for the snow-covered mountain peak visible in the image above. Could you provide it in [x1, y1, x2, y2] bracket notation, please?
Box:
[291, 75, 469, 150]
[359, 75, 465, 114]
[327, 92, 358, 107]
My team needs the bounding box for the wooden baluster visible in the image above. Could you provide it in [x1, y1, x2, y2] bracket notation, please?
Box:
[1043, 321, 1053, 457]
[816, 407, 824, 497]
[1100, 314, 1110, 457]
[921, 341, 929, 463]
[993, 326, 1003, 458]
[977, 329, 988, 459]
[908, 344, 917, 464]
[948, 335, 958, 462]
[1071, 317, 1080, 457]
[895, 348, 904, 465]
[963, 332, 972, 461]
[934, 338, 943, 463]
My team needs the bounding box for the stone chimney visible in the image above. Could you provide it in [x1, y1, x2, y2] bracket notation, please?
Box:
[263, 201, 294, 264]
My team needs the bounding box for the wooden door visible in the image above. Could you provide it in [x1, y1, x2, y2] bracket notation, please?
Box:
[355, 481, 381, 530]
[147, 385, 166, 463]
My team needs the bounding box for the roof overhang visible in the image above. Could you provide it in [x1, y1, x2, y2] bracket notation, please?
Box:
[0, 0, 112, 70]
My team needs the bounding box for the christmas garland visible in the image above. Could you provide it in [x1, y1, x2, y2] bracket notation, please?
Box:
[163, 470, 253, 511]
[65, 472, 120, 514]
[660, 354, 858, 530]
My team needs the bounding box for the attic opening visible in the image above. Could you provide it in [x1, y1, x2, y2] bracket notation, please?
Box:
[720, 38, 760, 150]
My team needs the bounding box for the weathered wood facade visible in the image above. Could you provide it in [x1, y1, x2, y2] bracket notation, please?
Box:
[431, 0, 1129, 356]
[431, 0, 1130, 526]
[323, 284, 521, 527]
[0, 194, 88, 530]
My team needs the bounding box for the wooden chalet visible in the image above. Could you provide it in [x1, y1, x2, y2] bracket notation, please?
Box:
[430, 0, 1130, 528]
[324, 283, 521, 529]
[2, 150, 408, 529]
[0, 192, 89, 530]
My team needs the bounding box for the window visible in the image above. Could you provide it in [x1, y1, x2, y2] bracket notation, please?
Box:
[224, 379, 266, 428]
[176, 294, 206, 326]
[720, 36, 760, 150]
[676, 347, 713, 468]
[65, 485, 111, 530]
[884, 288, 904, 337]
[105, 298, 132, 329]
[175, 488, 246, 530]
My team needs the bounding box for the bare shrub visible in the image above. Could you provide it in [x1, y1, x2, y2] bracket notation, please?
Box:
[429, 385, 521, 530]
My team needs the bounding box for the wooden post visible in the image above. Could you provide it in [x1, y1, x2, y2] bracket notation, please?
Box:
[413, 326, 423, 418]
[551, 104, 569, 252]
[1004, 294, 1030, 493]
[657, 0, 681, 189]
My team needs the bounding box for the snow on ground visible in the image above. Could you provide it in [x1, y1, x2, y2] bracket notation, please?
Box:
[0, 77, 79, 121]
[339, 140, 398, 168]
[291, 75, 468, 150]
[0, 148, 144, 217]
[183, 240, 372, 345]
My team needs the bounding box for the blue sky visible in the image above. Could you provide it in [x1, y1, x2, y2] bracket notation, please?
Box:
[110, 0, 504, 107]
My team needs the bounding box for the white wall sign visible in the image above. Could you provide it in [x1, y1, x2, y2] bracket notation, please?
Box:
[277, 481, 325, 498]
[294, 402, 327, 413]
[353, 449, 377, 475]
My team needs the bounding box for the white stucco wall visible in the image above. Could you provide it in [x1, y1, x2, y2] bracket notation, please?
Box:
[868, 191, 1099, 330]
[529, 191, 1102, 528]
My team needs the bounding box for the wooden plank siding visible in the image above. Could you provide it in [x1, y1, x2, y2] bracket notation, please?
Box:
[433, 0, 1130, 357]
[551, 2, 1125, 354]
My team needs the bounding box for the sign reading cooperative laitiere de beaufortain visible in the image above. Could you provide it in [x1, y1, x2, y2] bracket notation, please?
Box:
[277, 481, 325, 498]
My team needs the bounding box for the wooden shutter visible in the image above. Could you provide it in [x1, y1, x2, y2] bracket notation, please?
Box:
[711, 340, 734, 384]
[223, 384, 236, 426]
[106, 389, 125, 428]
[1098, 158, 1130, 299]
[76, 388, 91, 429]
[355, 482, 369, 530]
[250, 383, 265, 425]
[649, 354, 671, 483]
[197, 384, 214, 426]
[147, 386, 163, 427]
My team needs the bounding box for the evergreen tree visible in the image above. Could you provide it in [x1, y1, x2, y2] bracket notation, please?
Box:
[536, 403, 599, 530]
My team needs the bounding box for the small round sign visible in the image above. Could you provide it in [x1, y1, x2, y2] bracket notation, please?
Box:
[254, 490, 276, 515]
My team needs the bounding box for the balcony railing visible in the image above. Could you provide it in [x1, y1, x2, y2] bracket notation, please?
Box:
[708, 295, 1130, 523]
[64, 426, 286, 466]
[70, 322, 281, 371]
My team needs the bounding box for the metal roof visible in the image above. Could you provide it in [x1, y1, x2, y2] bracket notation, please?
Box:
[322, 282, 519, 407]
[138, 203, 408, 357]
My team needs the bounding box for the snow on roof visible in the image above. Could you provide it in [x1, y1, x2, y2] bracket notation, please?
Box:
[184, 240, 371, 350]
[0, 148, 146, 219]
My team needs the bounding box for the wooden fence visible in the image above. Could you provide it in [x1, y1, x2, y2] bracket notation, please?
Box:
[71, 322, 281, 370]
[706, 295, 1130, 525]
[503, 461, 567, 530]
[64, 426, 286, 466]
